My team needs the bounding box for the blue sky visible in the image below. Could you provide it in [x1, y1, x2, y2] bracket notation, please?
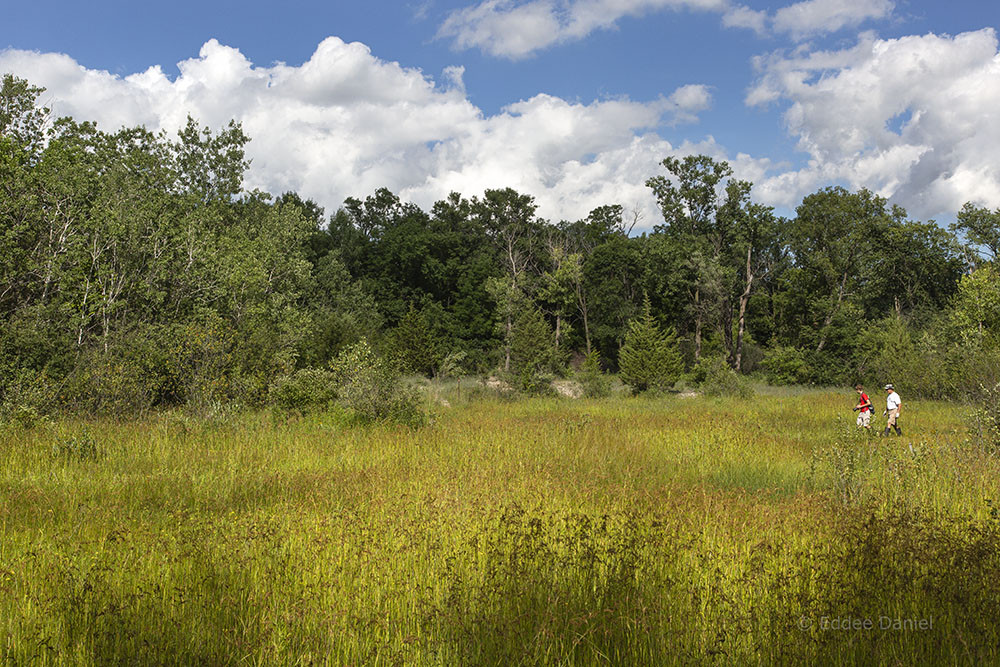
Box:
[2, 1, 999, 228]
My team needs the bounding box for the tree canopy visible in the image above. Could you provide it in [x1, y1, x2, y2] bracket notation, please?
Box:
[0, 73, 993, 413]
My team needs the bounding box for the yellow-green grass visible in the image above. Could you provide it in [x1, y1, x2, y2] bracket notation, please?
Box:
[2, 391, 998, 665]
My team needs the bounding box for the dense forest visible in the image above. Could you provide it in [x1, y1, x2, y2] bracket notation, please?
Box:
[2, 73, 999, 417]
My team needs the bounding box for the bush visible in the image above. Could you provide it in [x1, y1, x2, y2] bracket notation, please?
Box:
[385, 304, 441, 377]
[51, 431, 102, 462]
[0, 368, 55, 426]
[329, 340, 425, 426]
[61, 344, 162, 416]
[970, 380, 1000, 450]
[577, 350, 611, 398]
[761, 345, 808, 385]
[268, 367, 338, 412]
[58, 320, 237, 415]
[438, 351, 467, 380]
[699, 357, 754, 399]
[858, 313, 999, 400]
[4, 403, 48, 430]
[618, 296, 682, 394]
[859, 316, 947, 397]
[508, 307, 560, 394]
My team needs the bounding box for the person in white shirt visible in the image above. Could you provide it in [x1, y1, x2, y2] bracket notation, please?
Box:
[883, 384, 902, 436]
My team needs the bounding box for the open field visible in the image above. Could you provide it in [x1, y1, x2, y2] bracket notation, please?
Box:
[2, 389, 1000, 665]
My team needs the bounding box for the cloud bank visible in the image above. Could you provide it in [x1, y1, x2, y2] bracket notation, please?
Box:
[437, 0, 727, 59]
[749, 28, 1000, 218]
[3, 26, 998, 227]
[0, 39, 715, 226]
[771, 0, 893, 40]
[437, 0, 896, 59]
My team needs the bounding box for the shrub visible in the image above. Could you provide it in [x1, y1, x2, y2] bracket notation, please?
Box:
[5, 403, 48, 430]
[159, 317, 237, 408]
[859, 316, 941, 397]
[0, 368, 54, 426]
[761, 345, 808, 385]
[51, 431, 102, 462]
[268, 367, 338, 412]
[438, 351, 468, 380]
[577, 350, 611, 398]
[329, 340, 425, 426]
[61, 343, 162, 416]
[970, 380, 1000, 450]
[618, 297, 682, 394]
[385, 304, 441, 377]
[699, 357, 754, 399]
[508, 307, 560, 395]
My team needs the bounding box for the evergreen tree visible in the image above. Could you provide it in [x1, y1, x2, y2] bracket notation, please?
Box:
[577, 349, 611, 398]
[508, 306, 557, 393]
[387, 304, 439, 377]
[619, 295, 682, 394]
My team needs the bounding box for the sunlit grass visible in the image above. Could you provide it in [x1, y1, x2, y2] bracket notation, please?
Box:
[2, 390, 998, 664]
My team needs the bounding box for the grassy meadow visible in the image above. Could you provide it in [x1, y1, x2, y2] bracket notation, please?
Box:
[2, 387, 1000, 665]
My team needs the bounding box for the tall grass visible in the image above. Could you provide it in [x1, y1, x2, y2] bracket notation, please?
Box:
[1, 391, 998, 664]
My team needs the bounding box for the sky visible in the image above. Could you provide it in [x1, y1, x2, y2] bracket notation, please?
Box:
[2, 0, 998, 230]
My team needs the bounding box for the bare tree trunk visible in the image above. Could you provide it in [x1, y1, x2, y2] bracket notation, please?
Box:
[734, 245, 755, 372]
[504, 313, 511, 372]
[77, 276, 91, 347]
[693, 286, 702, 361]
[576, 280, 591, 356]
[501, 229, 526, 374]
[816, 270, 848, 353]
[722, 295, 734, 364]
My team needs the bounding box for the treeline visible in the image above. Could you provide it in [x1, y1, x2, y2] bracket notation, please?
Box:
[2, 74, 999, 416]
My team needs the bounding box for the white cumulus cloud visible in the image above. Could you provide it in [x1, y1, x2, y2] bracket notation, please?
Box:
[438, 0, 896, 58]
[772, 0, 894, 40]
[721, 5, 768, 36]
[0, 38, 725, 227]
[747, 28, 1000, 217]
[437, 0, 726, 59]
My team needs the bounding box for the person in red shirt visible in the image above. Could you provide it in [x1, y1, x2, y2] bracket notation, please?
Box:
[853, 384, 873, 430]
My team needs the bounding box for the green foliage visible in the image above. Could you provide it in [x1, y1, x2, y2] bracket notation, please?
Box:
[950, 265, 1000, 342]
[577, 350, 611, 398]
[840, 268, 1000, 401]
[7, 405, 46, 430]
[329, 340, 425, 426]
[859, 316, 945, 398]
[508, 306, 559, 394]
[0, 367, 55, 424]
[698, 356, 755, 398]
[268, 368, 338, 413]
[581, 235, 644, 364]
[161, 318, 239, 408]
[861, 316, 916, 377]
[953, 202, 1000, 262]
[385, 304, 440, 377]
[761, 345, 808, 385]
[301, 252, 382, 366]
[0, 80, 995, 417]
[63, 348, 162, 416]
[0, 74, 49, 153]
[970, 381, 1000, 451]
[618, 297, 682, 394]
[51, 430, 102, 462]
[438, 350, 468, 380]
